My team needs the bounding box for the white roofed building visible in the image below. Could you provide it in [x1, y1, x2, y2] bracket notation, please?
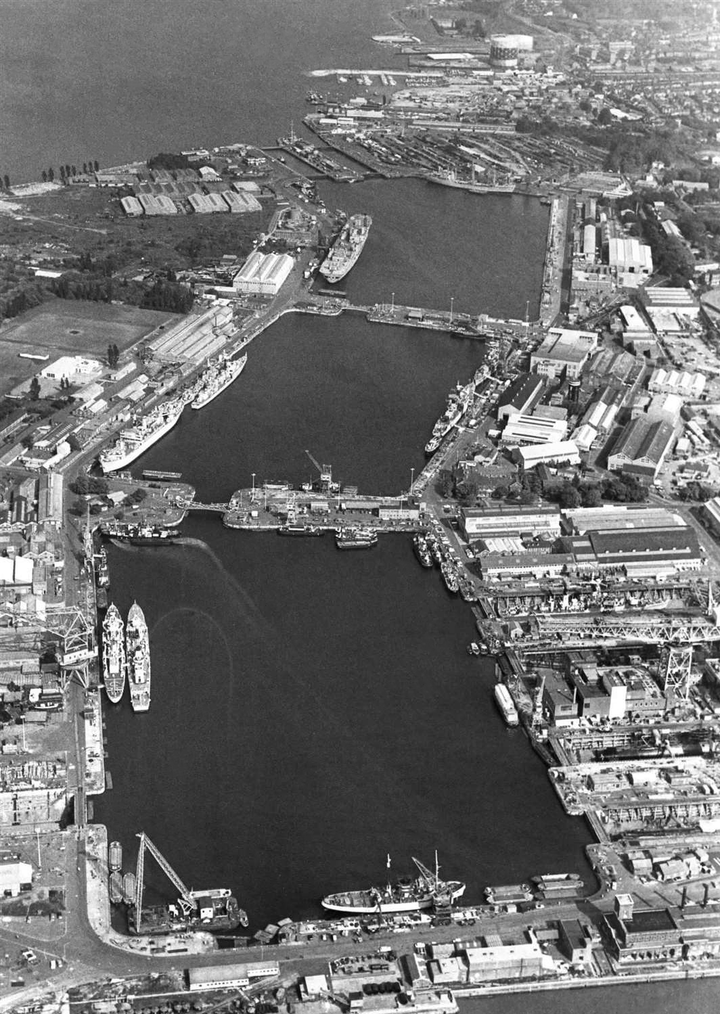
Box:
[501, 414, 568, 445]
[234, 251, 294, 296]
[0, 862, 32, 897]
[514, 440, 581, 468]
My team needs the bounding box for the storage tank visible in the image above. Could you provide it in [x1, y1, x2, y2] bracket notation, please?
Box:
[490, 36, 519, 67]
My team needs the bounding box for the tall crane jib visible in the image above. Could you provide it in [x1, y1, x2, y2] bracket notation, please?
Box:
[131, 831, 248, 936]
[304, 449, 336, 492]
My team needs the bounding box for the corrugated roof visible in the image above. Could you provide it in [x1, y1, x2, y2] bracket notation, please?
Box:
[589, 527, 699, 557]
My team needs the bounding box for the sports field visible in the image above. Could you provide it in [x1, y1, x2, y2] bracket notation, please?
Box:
[0, 301, 180, 398]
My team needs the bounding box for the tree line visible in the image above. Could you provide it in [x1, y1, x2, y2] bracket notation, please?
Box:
[41, 160, 100, 183]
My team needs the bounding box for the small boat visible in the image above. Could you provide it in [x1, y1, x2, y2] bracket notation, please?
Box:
[108, 840, 123, 872]
[467, 643, 481, 656]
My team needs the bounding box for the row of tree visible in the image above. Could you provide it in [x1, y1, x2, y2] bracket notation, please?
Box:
[40, 160, 100, 183]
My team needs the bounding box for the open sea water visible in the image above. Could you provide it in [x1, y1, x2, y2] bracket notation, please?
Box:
[2, 0, 713, 1008]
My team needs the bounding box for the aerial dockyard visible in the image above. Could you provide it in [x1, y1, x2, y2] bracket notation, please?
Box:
[2, 0, 720, 1008]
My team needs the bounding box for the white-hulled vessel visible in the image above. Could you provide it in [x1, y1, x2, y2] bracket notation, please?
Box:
[494, 683, 519, 727]
[322, 855, 465, 915]
[319, 214, 372, 284]
[99, 397, 183, 474]
[102, 603, 126, 704]
[191, 354, 248, 410]
[126, 601, 151, 712]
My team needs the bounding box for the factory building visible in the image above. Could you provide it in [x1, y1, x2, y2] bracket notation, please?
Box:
[648, 368, 706, 399]
[531, 329, 596, 380]
[233, 251, 294, 296]
[571, 422, 597, 452]
[137, 194, 177, 216]
[582, 224, 597, 260]
[600, 900, 685, 961]
[607, 417, 675, 480]
[501, 414, 568, 446]
[606, 236, 653, 279]
[188, 193, 227, 214]
[496, 373, 544, 421]
[587, 528, 702, 576]
[514, 440, 581, 469]
[463, 942, 544, 983]
[563, 505, 686, 536]
[644, 392, 683, 424]
[579, 386, 623, 435]
[223, 190, 262, 213]
[120, 195, 143, 216]
[461, 506, 561, 542]
[480, 551, 574, 580]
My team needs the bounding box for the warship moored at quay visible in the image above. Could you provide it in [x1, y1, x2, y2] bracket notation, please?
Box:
[126, 601, 151, 713]
[100, 521, 183, 545]
[102, 603, 127, 704]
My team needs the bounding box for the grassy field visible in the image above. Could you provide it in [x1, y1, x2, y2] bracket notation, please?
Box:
[0, 300, 180, 398]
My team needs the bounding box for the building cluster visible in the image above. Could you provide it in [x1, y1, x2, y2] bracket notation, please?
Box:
[570, 196, 654, 316]
[461, 503, 702, 583]
[0, 304, 243, 475]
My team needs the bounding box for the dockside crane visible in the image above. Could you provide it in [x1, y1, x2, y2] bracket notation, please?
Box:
[134, 831, 194, 930]
[304, 449, 336, 493]
[133, 831, 248, 934]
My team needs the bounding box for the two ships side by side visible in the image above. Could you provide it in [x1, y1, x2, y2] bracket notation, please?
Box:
[101, 601, 151, 712]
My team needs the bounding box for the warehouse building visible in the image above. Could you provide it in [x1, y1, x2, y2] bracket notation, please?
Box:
[120, 195, 143, 216]
[648, 368, 706, 399]
[606, 236, 653, 278]
[501, 414, 568, 445]
[607, 417, 675, 480]
[463, 942, 544, 983]
[137, 194, 177, 216]
[588, 528, 702, 576]
[480, 551, 574, 580]
[461, 506, 561, 542]
[563, 505, 686, 535]
[233, 251, 294, 296]
[514, 440, 581, 469]
[496, 373, 544, 421]
[188, 193, 226, 214]
[223, 190, 262, 213]
[579, 386, 623, 435]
